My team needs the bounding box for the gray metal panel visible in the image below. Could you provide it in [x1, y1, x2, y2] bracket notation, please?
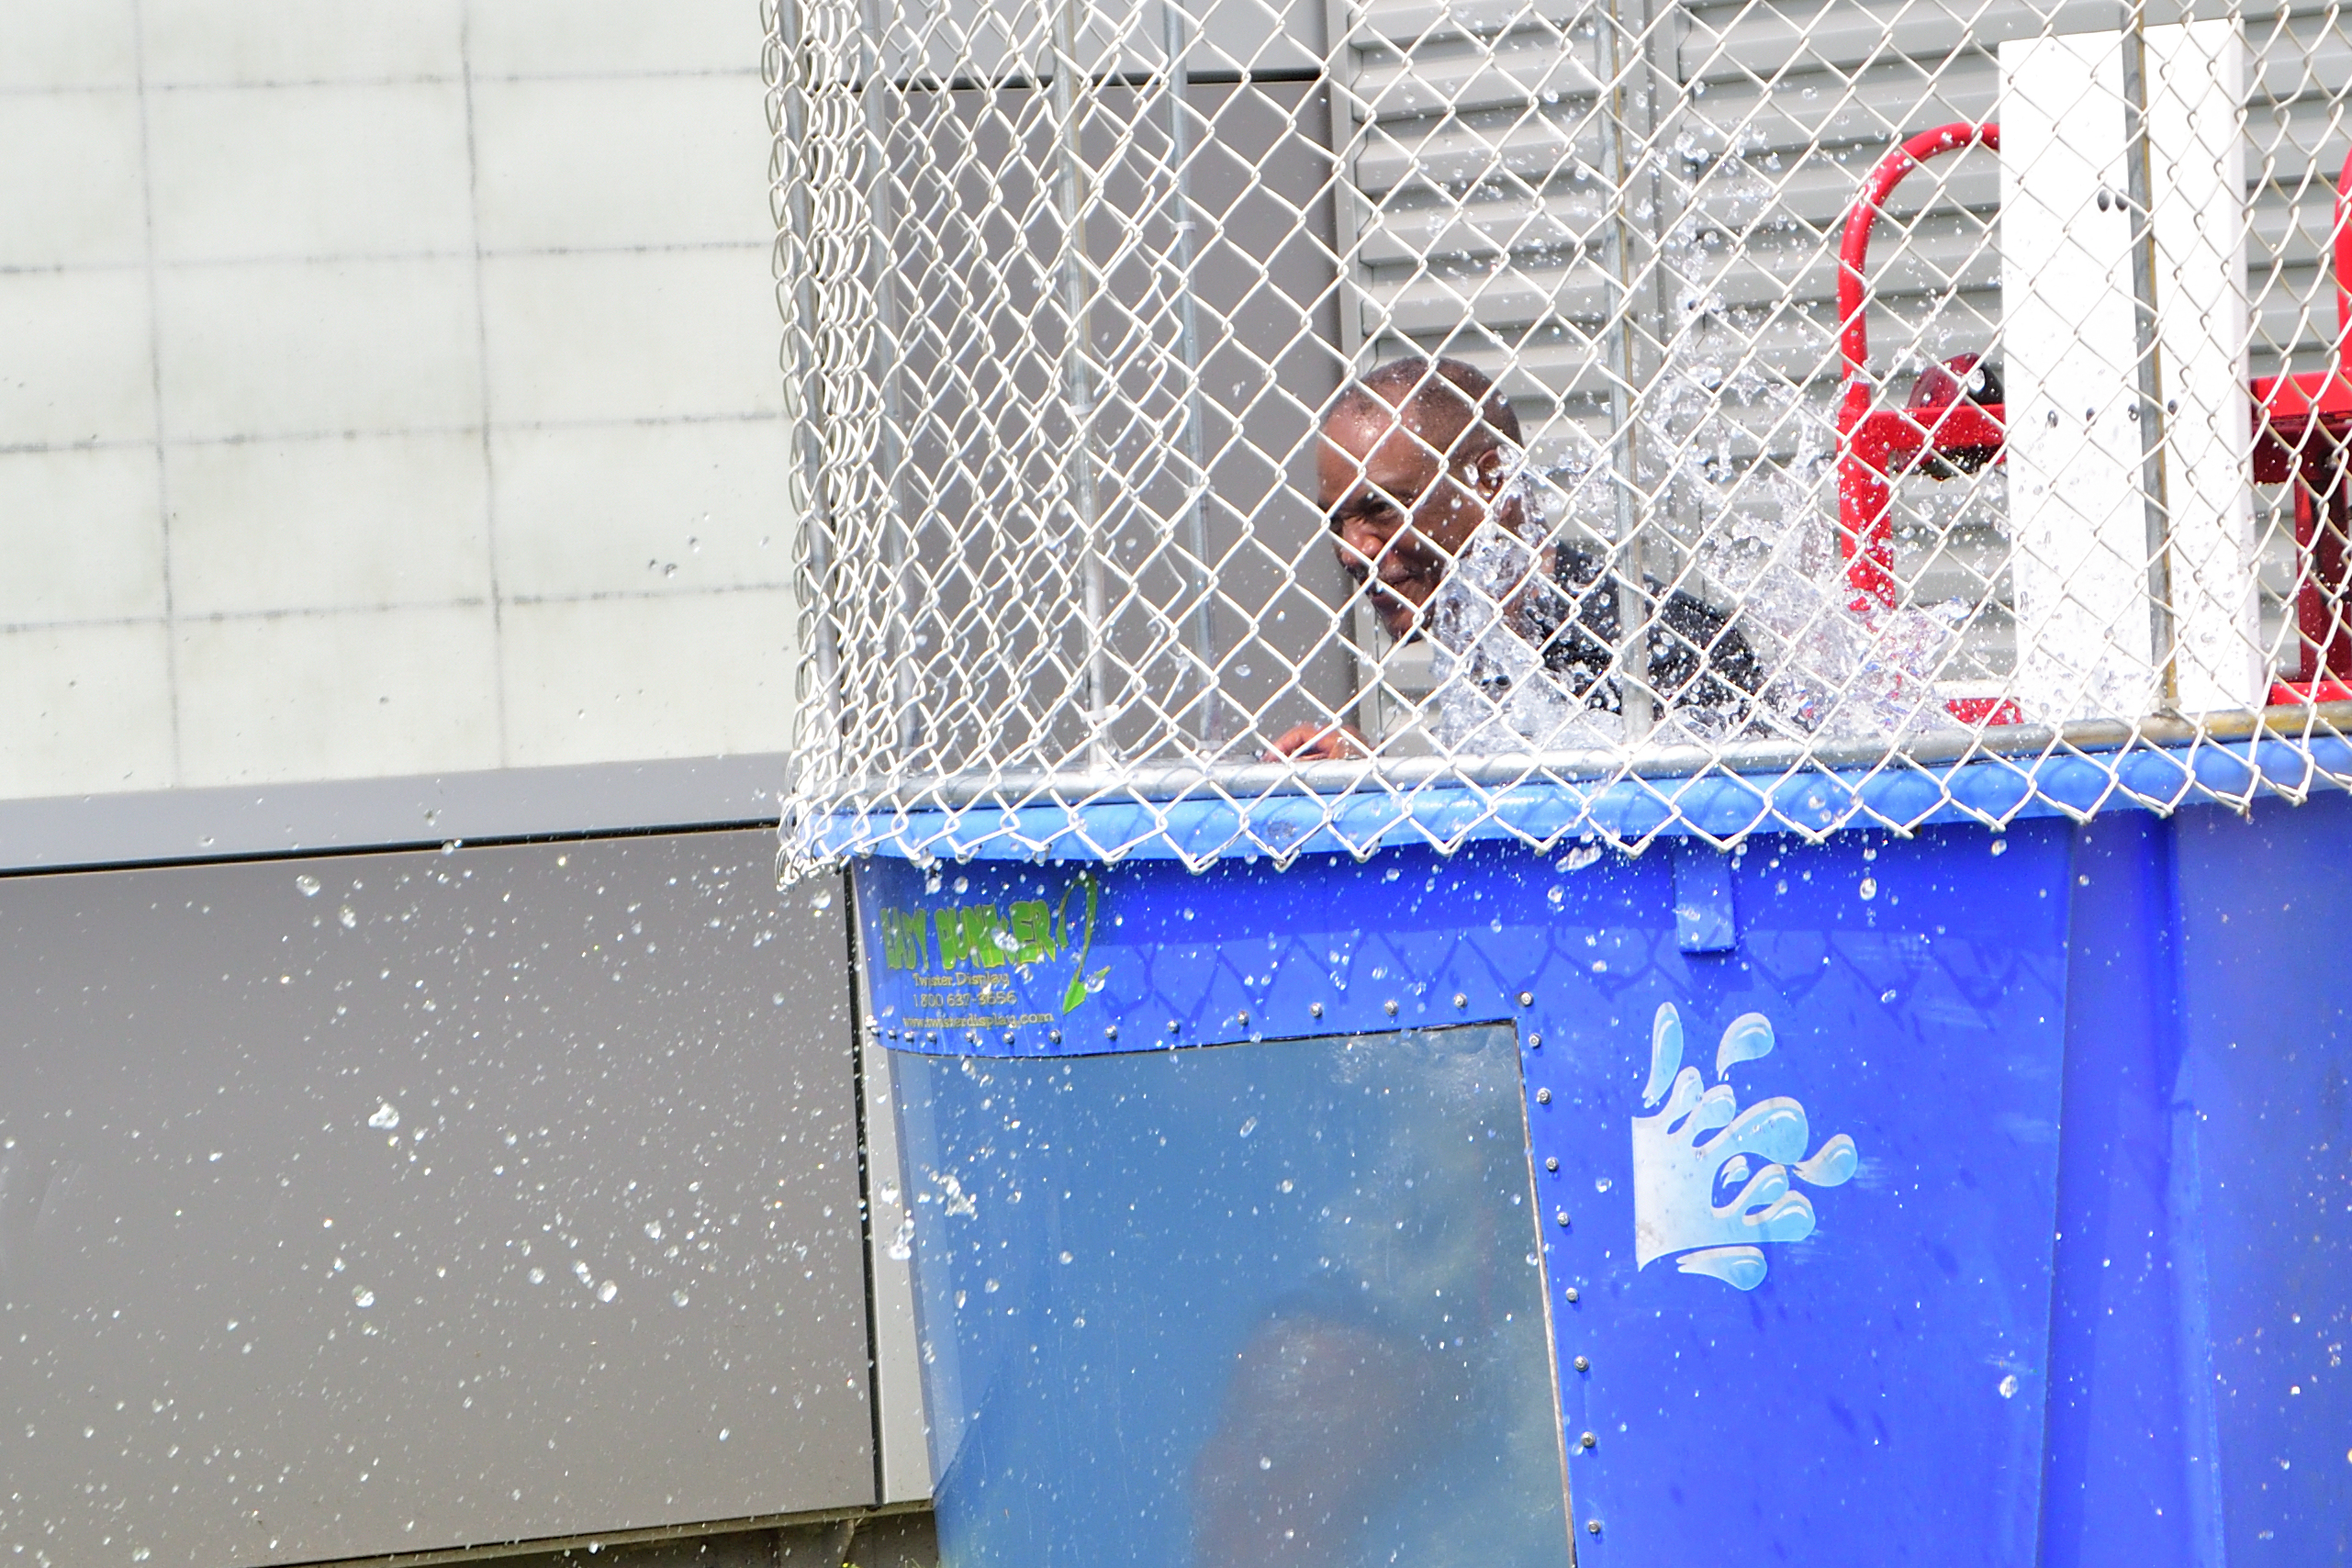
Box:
[874, 0, 1326, 81]
[0, 831, 875, 1568]
[857, 1031, 932, 1505]
[0, 754, 788, 877]
[873, 77, 1351, 755]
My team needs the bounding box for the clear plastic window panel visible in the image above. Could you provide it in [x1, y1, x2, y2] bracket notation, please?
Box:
[890, 1025, 1572, 1567]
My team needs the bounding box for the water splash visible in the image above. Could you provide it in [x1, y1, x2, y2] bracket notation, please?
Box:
[1422, 516, 1626, 754]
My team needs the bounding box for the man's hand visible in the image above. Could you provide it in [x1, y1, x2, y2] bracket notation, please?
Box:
[1263, 722, 1372, 762]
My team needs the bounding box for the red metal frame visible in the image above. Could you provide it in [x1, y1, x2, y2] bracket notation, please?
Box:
[1837, 128, 2352, 712]
[2250, 146, 2352, 701]
[1833, 122, 2017, 723]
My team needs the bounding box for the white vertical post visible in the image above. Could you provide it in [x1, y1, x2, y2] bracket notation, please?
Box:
[2000, 31, 2156, 722]
[2000, 25, 2257, 722]
[2148, 19, 2262, 712]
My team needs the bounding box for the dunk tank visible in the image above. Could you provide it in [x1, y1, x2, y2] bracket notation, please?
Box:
[768, 0, 2352, 1559]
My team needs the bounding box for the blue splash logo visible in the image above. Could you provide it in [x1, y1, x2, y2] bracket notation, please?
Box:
[1630, 1003, 1858, 1291]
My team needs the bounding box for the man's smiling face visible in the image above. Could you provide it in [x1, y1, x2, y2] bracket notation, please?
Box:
[1316, 398, 1505, 643]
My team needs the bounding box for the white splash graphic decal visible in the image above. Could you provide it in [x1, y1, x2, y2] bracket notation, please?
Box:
[1631, 1002, 1858, 1290]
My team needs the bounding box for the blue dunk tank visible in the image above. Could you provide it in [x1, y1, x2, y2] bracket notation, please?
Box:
[768, 9, 2352, 1555]
[849, 784, 2352, 1567]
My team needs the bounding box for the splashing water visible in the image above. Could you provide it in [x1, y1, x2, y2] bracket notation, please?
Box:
[1408, 142, 2006, 755]
[1422, 514, 1626, 754]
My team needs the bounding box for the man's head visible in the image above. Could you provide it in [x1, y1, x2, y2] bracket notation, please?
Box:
[1316, 357, 1524, 642]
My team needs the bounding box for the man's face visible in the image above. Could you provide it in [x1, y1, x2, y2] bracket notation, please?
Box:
[1316, 401, 1506, 642]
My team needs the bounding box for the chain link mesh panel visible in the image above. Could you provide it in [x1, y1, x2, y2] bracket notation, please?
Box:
[768, 0, 2352, 873]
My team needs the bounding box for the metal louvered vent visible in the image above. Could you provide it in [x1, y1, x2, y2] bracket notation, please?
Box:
[769, 0, 2352, 872]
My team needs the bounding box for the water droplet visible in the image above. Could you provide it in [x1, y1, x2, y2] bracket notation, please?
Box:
[1259, 1456, 1273, 1471]
[1595, 1176, 1613, 1193]
[808, 889, 834, 911]
[717, 1427, 729, 1440]
[1058, 1250, 1073, 1264]
[296, 875, 320, 898]
[1990, 838, 2008, 856]
[672, 1289, 690, 1306]
[644, 1221, 663, 1239]
[952, 877, 969, 895]
[574, 1260, 594, 1285]
[1857, 877, 1878, 902]
[528, 1268, 546, 1284]
[367, 1103, 399, 1130]
[1546, 886, 1565, 909]
[1879, 989, 1898, 1004]
[1998, 1373, 2019, 1399]
[597, 1281, 618, 1303]
[1238, 1116, 1259, 1137]
[353, 1287, 375, 1309]
[339, 905, 357, 929]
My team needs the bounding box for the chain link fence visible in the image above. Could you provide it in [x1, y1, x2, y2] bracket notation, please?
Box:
[768, 0, 2352, 872]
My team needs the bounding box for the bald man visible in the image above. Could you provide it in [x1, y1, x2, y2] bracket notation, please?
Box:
[1268, 357, 1760, 759]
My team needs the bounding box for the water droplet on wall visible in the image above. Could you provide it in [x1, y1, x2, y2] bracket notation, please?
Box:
[367, 1104, 399, 1130]
[296, 875, 320, 898]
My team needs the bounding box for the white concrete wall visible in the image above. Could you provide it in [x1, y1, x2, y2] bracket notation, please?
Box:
[0, 1, 791, 802]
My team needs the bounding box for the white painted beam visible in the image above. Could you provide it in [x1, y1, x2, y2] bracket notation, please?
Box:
[1999, 24, 2259, 721]
[2149, 19, 2263, 713]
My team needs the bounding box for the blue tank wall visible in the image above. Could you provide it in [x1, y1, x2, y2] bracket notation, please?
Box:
[855, 792, 2352, 1567]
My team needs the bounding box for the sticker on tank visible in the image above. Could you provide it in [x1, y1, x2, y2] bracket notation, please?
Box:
[1631, 1002, 1861, 1290]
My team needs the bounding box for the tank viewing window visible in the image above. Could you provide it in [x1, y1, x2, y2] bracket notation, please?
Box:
[890, 1023, 1571, 1566]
